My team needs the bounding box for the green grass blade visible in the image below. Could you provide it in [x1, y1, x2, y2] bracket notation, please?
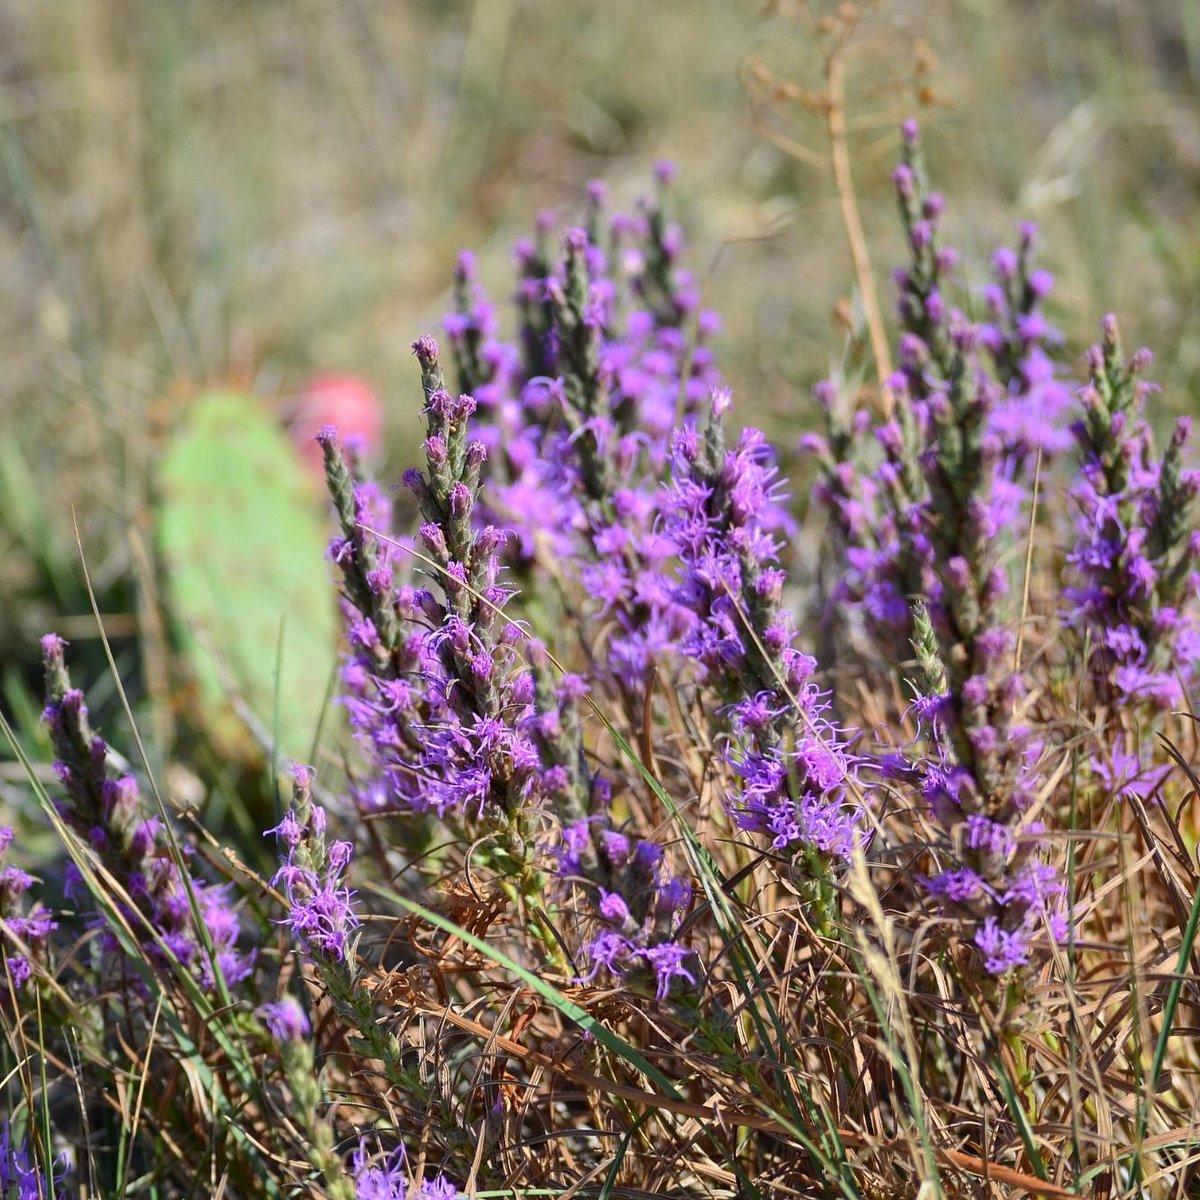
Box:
[597, 1110, 650, 1200]
[991, 1053, 1049, 1183]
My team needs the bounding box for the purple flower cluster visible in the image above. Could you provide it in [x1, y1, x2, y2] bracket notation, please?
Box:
[41, 634, 252, 992]
[323, 335, 696, 988]
[1066, 315, 1200, 710]
[886, 128, 1072, 970]
[979, 226, 1074, 466]
[813, 120, 1070, 661]
[269, 765, 359, 965]
[805, 121, 1077, 972]
[0, 1123, 65, 1200]
[577, 483, 697, 691]
[447, 166, 719, 453]
[892, 123, 1070, 461]
[318, 195, 722, 986]
[545, 214, 725, 692]
[665, 395, 864, 874]
[440, 175, 724, 693]
[0, 828, 54, 990]
[907, 610, 1066, 975]
[807, 383, 924, 643]
[420, 178, 860, 934]
[323, 341, 583, 831]
[352, 1143, 460, 1200]
[556, 818, 695, 1000]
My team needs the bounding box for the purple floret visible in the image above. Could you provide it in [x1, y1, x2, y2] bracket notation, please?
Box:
[258, 996, 311, 1043]
[352, 1141, 462, 1200]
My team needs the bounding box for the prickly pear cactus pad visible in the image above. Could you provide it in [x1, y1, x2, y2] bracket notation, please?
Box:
[156, 390, 340, 763]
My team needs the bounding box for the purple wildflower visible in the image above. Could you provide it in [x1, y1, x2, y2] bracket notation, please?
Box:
[908, 604, 1066, 975]
[1092, 739, 1173, 803]
[1065, 315, 1200, 709]
[807, 122, 1075, 972]
[812, 119, 1070, 665]
[556, 817, 696, 1000]
[663, 394, 866, 901]
[351, 1142, 462, 1200]
[456, 182, 724, 699]
[323, 341, 596, 832]
[257, 996, 311, 1043]
[0, 829, 54, 991]
[41, 635, 252, 992]
[0, 1122, 67, 1200]
[268, 765, 360, 966]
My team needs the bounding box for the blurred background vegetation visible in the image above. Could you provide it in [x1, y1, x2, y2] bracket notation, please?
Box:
[1, 0, 1197, 848]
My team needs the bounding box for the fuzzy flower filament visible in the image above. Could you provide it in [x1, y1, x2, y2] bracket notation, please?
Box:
[352, 1143, 462, 1200]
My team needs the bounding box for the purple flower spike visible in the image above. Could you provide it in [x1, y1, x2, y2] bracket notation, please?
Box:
[553, 816, 697, 999]
[411, 335, 440, 367]
[807, 127, 1080, 973]
[662, 395, 865, 885]
[40, 636, 251, 993]
[1066, 315, 1200, 711]
[268, 766, 360, 966]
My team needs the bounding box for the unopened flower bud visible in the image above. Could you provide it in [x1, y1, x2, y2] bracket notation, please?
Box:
[449, 482, 472, 517]
[420, 523, 447, 556]
[992, 247, 1017, 280]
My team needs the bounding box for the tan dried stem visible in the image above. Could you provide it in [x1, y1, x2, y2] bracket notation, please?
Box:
[824, 45, 895, 419]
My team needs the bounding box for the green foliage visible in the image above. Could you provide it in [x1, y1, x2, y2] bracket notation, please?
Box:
[155, 390, 339, 764]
